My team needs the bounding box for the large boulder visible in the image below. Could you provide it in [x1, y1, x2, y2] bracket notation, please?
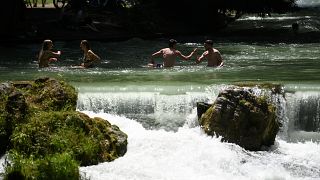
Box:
[0, 77, 128, 179]
[198, 87, 280, 150]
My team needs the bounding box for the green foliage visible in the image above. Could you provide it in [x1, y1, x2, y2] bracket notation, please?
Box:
[3, 151, 80, 180]
[0, 114, 7, 155]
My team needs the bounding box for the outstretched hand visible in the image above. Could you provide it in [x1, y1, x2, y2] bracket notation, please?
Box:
[193, 48, 198, 52]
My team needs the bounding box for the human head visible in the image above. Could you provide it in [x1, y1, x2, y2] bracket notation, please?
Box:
[168, 39, 177, 48]
[204, 40, 213, 50]
[42, 39, 53, 51]
[80, 40, 91, 51]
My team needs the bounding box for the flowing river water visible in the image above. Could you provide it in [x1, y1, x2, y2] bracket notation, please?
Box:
[1, 5, 320, 179]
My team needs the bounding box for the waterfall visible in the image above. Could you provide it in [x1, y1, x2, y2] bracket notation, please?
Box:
[76, 85, 320, 142]
[76, 85, 222, 131]
[284, 91, 320, 142]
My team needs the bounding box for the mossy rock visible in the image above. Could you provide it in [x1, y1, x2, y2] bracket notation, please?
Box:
[0, 77, 128, 179]
[0, 77, 78, 155]
[11, 111, 127, 166]
[198, 87, 280, 151]
[3, 151, 80, 180]
[19, 77, 78, 111]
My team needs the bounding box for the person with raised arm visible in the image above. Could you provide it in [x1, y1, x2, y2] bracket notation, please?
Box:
[149, 39, 197, 68]
[38, 39, 61, 68]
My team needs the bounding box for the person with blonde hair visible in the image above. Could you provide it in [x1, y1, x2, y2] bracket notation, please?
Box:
[38, 39, 61, 68]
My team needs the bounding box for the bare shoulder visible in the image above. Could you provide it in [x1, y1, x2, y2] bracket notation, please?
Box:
[162, 48, 170, 52]
[88, 50, 95, 54]
[213, 48, 221, 53]
[174, 49, 182, 54]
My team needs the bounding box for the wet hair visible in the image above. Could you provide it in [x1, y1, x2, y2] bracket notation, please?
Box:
[38, 39, 52, 62]
[204, 40, 213, 46]
[168, 39, 177, 48]
[81, 40, 91, 50]
[42, 39, 52, 51]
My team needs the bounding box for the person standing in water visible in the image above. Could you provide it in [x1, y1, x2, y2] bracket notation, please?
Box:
[38, 39, 61, 68]
[149, 39, 197, 68]
[196, 40, 224, 67]
[80, 40, 101, 68]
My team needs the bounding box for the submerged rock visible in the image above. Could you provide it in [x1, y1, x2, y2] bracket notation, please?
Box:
[198, 87, 279, 151]
[0, 77, 128, 179]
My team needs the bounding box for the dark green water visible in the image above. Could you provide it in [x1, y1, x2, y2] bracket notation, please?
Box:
[1, 40, 320, 86]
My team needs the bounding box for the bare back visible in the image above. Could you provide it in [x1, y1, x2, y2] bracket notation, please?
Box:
[162, 48, 181, 67]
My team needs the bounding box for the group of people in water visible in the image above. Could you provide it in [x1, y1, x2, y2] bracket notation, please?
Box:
[38, 39, 101, 68]
[149, 39, 224, 68]
[38, 39, 224, 68]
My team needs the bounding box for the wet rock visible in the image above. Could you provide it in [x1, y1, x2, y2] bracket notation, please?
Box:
[198, 87, 279, 151]
[196, 102, 212, 119]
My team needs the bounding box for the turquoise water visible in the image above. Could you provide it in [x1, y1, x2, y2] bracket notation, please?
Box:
[1, 40, 320, 85]
[1, 11, 320, 179]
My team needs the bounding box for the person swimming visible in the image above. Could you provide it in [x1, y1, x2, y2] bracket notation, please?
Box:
[38, 39, 61, 68]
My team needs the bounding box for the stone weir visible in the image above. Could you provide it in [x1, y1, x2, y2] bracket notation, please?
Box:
[197, 86, 280, 151]
[0, 77, 127, 179]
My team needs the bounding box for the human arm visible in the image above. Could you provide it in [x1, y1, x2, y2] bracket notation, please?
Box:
[177, 48, 197, 61]
[196, 51, 207, 64]
[49, 50, 61, 58]
[151, 49, 163, 59]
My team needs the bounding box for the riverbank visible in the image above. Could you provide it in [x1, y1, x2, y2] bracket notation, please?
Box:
[2, 5, 320, 44]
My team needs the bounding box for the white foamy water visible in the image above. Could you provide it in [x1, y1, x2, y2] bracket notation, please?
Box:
[80, 111, 320, 180]
[297, 0, 320, 7]
[0, 155, 5, 177]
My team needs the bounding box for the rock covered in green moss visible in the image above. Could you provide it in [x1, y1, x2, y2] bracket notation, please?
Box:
[11, 111, 127, 166]
[19, 77, 77, 111]
[198, 87, 280, 151]
[0, 77, 128, 179]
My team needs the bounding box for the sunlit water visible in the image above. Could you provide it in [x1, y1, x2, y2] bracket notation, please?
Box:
[1, 9, 320, 180]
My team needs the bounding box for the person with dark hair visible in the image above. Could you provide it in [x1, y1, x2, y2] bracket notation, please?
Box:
[196, 40, 224, 67]
[38, 39, 61, 68]
[80, 40, 101, 68]
[149, 39, 197, 68]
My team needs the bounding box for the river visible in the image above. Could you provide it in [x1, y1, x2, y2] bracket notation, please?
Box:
[1, 5, 320, 180]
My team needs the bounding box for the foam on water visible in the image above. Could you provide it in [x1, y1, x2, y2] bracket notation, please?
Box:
[80, 112, 320, 180]
[0, 155, 5, 177]
[297, 0, 320, 7]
